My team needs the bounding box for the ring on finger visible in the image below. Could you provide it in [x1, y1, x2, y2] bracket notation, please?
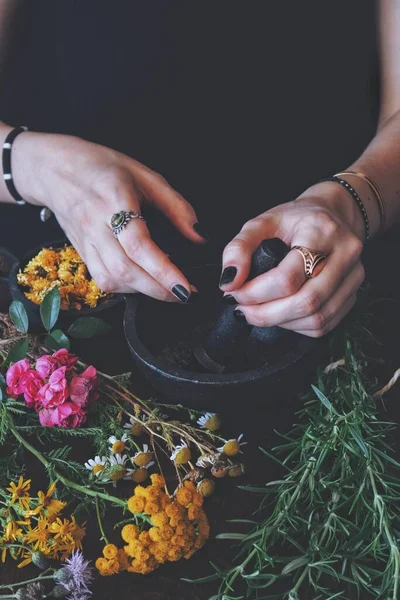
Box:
[292, 245, 327, 279]
[110, 210, 145, 238]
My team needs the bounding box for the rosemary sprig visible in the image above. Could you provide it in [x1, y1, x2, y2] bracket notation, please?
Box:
[206, 334, 400, 599]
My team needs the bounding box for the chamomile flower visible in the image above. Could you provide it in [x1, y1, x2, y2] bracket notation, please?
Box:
[197, 412, 221, 431]
[84, 456, 108, 477]
[170, 439, 191, 464]
[196, 453, 217, 468]
[217, 434, 247, 457]
[109, 454, 128, 484]
[108, 434, 129, 455]
[132, 444, 153, 467]
[123, 415, 147, 437]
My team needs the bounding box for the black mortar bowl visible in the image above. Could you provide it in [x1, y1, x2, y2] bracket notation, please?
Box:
[124, 263, 323, 412]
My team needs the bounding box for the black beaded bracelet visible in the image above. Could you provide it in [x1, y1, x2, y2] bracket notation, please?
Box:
[319, 175, 370, 241]
[2, 126, 28, 205]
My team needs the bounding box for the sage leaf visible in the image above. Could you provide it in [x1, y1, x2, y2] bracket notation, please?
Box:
[7, 337, 29, 364]
[40, 287, 61, 332]
[44, 330, 70, 351]
[9, 300, 29, 333]
[67, 316, 111, 339]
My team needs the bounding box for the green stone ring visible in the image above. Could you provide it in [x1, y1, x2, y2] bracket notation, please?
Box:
[110, 210, 145, 237]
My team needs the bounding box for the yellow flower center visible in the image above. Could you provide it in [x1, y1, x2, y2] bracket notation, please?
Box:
[110, 466, 127, 481]
[132, 469, 148, 483]
[130, 423, 144, 436]
[93, 464, 104, 475]
[133, 452, 153, 467]
[112, 441, 126, 454]
[223, 440, 240, 457]
[205, 415, 221, 431]
[228, 464, 244, 477]
[174, 447, 191, 465]
[198, 479, 215, 497]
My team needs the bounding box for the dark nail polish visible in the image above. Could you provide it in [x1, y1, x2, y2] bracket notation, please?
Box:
[220, 266, 237, 287]
[224, 294, 237, 305]
[233, 309, 247, 323]
[172, 284, 191, 303]
[193, 222, 210, 242]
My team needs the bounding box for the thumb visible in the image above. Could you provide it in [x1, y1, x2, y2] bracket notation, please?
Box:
[128, 159, 207, 244]
[220, 214, 278, 292]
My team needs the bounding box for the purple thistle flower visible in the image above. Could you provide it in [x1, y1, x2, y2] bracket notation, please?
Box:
[54, 551, 94, 599]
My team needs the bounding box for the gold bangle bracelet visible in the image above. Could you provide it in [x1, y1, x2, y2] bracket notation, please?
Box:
[334, 170, 385, 231]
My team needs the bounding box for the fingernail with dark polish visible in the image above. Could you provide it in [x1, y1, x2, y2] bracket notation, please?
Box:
[234, 309, 247, 323]
[193, 222, 210, 242]
[224, 294, 237, 305]
[172, 284, 191, 303]
[220, 266, 237, 287]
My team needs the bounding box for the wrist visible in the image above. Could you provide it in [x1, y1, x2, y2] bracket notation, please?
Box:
[11, 130, 48, 207]
[298, 180, 376, 242]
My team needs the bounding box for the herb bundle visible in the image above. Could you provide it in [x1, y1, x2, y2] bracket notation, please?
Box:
[206, 333, 400, 599]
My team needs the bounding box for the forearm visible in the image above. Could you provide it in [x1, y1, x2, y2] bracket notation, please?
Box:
[341, 109, 400, 237]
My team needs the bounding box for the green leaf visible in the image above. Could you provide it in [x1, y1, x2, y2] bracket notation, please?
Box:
[44, 330, 70, 351]
[9, 300, 29, 333]
[7, 338, 29, 364]
[0, 387, 3, 404]
[67, 316, 111, 339]
[40, 287, 61, 332]
[312, 384, 334, 412]
[0, 373, 5, 388]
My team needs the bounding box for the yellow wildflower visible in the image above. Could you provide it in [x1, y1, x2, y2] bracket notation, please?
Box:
[103, 544, 118, 560]
[150, 512, 169, 528]
[6, 477, 31, 511]
[150, 474, 166, 488]
[127, 496, 145, 514]
[121, 524, 139, 543]
[176, 486, 193, 507]
[27, 482, 66, 517]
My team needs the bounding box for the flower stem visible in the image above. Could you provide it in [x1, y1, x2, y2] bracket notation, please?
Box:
[9, 421, 127, 508]
[95, 497, 109, 545]
[0, 571, 55, 590]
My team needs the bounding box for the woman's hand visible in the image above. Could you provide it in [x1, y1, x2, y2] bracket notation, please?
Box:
[12, 132, 206, 301]
[220, 182, 366, 337]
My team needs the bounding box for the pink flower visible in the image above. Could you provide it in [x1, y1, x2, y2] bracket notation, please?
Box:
[36, 349, 78, 380]
[19, 370, 45, 409]
[6, 359, 30, 398]
[52, 349, 78, 372]
[38, 402, 87, 429]
[36, 367, 69, 408]
[70, 366, 99, 408]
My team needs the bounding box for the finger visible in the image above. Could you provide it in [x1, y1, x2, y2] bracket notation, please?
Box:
[291, 293, 357, 338]
[96, 225, 181, 301]
[220, 215, 278, 291]
[82, 243, 124, 293]
[118, 217, 197, 302]
[127, 159, 207, 244]
[227, 250, 307, 305]
[236, 255, 364, 327]
[227, 226, 334, 305]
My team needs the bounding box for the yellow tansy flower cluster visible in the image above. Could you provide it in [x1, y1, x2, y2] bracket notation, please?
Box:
[95, 544, 130, 576]
[0, 479, 86, 567]
[96, 474, 210, 576]
[17, 246, 110, 309]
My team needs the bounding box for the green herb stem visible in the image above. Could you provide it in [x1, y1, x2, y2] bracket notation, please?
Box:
[9, 422, 127, 508]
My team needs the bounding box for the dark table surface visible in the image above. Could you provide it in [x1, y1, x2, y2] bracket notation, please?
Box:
[1, 229, 400, 599]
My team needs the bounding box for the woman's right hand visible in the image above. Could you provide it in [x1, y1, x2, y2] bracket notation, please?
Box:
[12, 132, 206, 301]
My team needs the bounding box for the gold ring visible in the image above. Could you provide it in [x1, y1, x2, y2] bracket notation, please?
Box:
[292, 246, 327, 279]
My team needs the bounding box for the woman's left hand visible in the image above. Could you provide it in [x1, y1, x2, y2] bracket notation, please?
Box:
[220, 182, 366, 337]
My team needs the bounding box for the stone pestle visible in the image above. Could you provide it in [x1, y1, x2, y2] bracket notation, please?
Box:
[193, 238, 290, 373]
